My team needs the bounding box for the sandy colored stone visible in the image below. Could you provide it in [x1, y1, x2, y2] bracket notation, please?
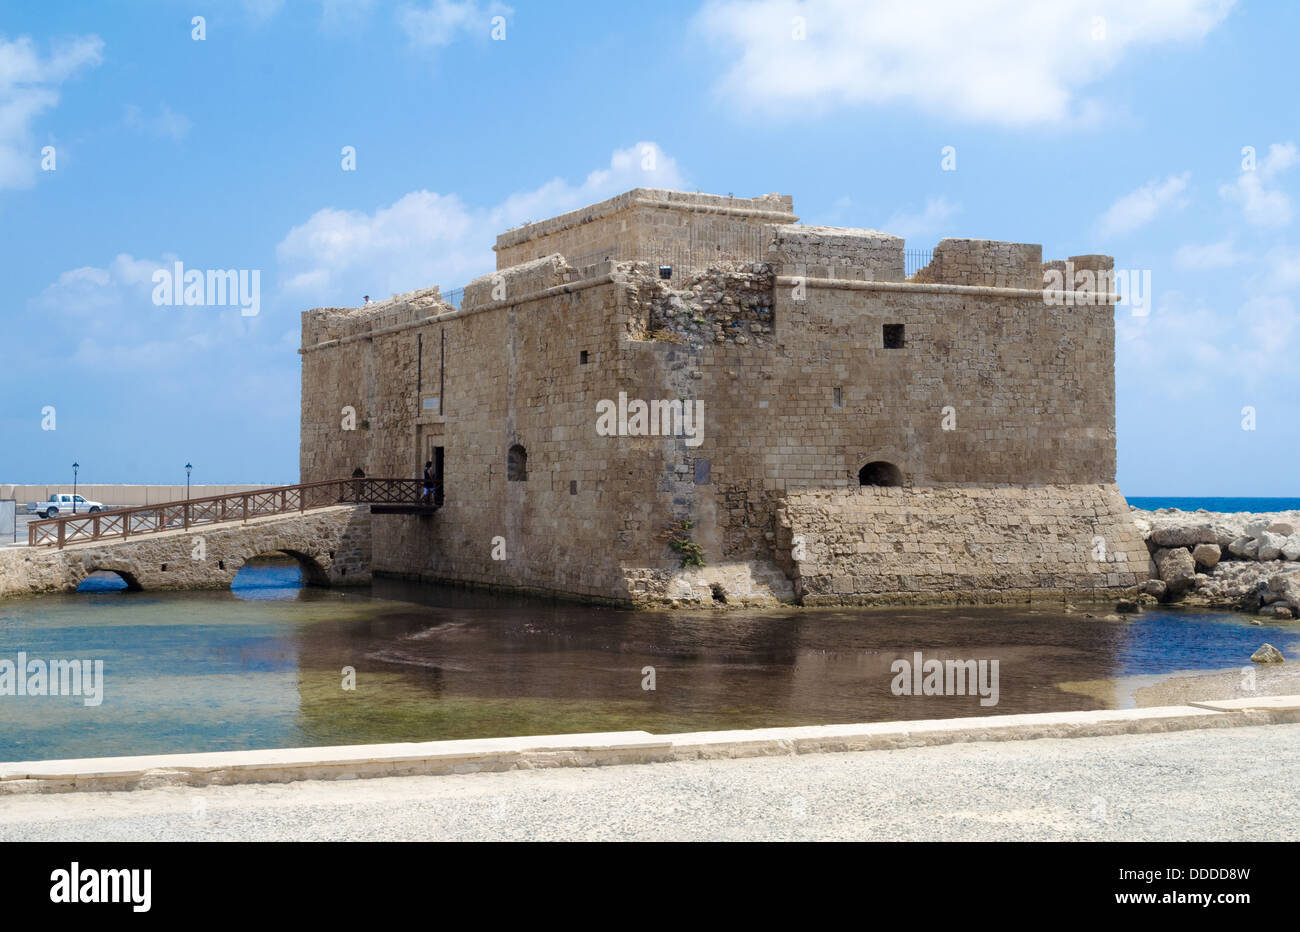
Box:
[1192, 542, 1221, 569]
[1251, 644, 1285, 664]
[296, 186, 1140, 607]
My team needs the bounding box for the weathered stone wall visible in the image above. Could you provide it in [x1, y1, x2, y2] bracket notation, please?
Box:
[0, 506, 370, 599]
[494, 188, 797, 271]
[299, 189, 1131, 607]
[771, 225, 905, 282]
[299, 288, 454, 481]
[775, 485, 1147, 605]
[912, 238, 1043, 288]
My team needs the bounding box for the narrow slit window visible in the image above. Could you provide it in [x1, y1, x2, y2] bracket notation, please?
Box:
[507, 444, 527, 482]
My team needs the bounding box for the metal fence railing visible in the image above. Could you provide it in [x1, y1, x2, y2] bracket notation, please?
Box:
[28, 477, 428, 549]
[564, 227, 770, 283]
[905, 249, 934, 278]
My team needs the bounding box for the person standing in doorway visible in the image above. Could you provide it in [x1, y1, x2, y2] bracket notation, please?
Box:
[422, 460, 436, 504]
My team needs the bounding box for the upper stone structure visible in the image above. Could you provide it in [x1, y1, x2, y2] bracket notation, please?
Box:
[494, 187, 797, 275]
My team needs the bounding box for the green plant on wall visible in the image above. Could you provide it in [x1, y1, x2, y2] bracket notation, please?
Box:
[658, 517, 705, 567]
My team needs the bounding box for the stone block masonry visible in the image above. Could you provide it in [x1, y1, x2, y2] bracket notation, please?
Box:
[778, 485, 1147, 606]
[298, 187, 1145, 607]
[0, 507, 370, 598]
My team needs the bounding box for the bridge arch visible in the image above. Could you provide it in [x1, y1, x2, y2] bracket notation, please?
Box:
[233, 549, 330, 587]
[75, 568, 143, 592]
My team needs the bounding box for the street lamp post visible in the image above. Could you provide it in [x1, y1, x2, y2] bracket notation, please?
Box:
[185, 463, 193, 500]
[72, 462, 79, 514]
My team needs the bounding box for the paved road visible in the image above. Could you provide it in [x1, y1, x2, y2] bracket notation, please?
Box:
[2, 724, 1297, 841]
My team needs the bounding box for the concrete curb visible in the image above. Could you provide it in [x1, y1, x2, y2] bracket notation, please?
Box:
[4, 697, 1299, 795]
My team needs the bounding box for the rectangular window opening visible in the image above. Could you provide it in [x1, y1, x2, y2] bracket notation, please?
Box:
[883, 324, 905, 349]
[580, 350, 589, 365]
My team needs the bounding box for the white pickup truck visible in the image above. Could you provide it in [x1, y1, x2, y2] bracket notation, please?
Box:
[29, 494, 106, 518]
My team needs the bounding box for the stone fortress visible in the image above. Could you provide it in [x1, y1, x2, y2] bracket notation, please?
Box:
[299, 187, 1149, 606]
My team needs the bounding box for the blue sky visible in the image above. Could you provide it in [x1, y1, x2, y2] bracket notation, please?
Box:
[1, 0, 1296, 494]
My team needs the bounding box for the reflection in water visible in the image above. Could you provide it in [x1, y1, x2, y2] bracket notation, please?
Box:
[76, 571, 129, 593]
[231, 555, 306, 601]
[1, 560, 1297, 762]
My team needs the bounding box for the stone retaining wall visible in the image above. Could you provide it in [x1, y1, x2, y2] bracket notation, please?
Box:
[777, 484, 1148, 605]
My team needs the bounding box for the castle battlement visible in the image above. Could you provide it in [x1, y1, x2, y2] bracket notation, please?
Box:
[304, 188, 1117, 351]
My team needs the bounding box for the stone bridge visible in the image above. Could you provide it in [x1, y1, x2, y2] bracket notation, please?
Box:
[0, 506, 371, 598]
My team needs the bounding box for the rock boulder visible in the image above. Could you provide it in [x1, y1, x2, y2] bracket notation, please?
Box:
[1257, 532, 1286, 561]
[1229, 536, 1259, 559]
[1191, 543, 1221, 569]
[1154, 547, 1197, 596]
[1250, 643, 1285, 664]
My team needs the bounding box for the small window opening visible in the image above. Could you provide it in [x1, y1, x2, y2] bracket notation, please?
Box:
[507, 444, 528, 482]
[570, 480, 578, 495]
[833, 386, 843, 408]
[883, 324, 905, 349]
[580, 350, 589, 365]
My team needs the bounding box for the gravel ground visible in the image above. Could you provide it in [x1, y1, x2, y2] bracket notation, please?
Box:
[2, 723, 1298, 841]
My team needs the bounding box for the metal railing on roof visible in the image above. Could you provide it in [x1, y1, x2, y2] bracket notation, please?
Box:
[905, 249, 934, 278]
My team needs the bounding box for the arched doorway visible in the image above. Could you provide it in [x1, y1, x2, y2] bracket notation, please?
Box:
[858, 461, 903, 487]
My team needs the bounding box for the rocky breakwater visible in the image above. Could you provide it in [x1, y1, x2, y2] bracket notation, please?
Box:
[1131, 508, 1300, 619]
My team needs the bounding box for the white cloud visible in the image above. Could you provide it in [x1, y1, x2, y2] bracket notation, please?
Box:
[1098, 172, 1190, 237]
[1265, 245, 1300, 290]
[124, 103, 191, 141]
[397, 0, 510, 47]
[27, 253, 266, 373]
[242, 0, 286, 21]
[1118, 288, 1297, 396]
[883, 196, 959, 240]
[1174, 239, 1241, 270]
[276, 141, 685, 305]
[321, 0, 380, 29]
[693, 0, 1233, 126]
[0, 34, 103, 189]
[1258, 142, 1298, 181]
[1219, 142, 1295, 227]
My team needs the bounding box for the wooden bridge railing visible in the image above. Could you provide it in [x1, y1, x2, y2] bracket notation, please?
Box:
[28, 477, 427, 549]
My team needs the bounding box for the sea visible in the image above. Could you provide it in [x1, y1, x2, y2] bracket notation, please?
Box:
[1126, 497, 1300, 513]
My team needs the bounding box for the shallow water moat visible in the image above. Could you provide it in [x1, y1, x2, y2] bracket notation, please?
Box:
[1, 558, 1297, 762]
